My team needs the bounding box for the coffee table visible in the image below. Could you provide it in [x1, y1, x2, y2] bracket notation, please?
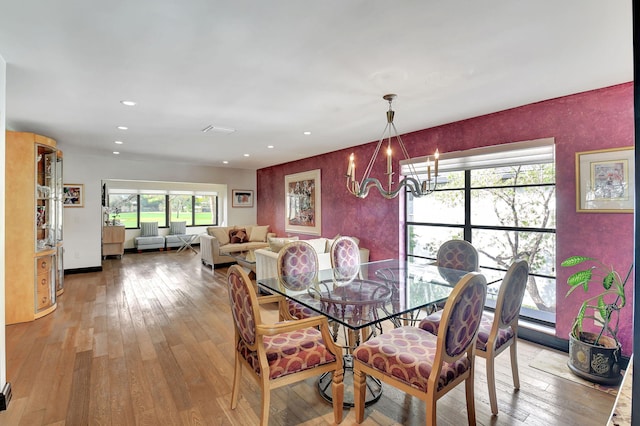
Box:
[226, 250, 257, 280]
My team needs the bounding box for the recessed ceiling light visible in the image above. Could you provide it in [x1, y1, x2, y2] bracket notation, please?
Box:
[113, 151, 120, 155]
[222, 160, 229, 164]
[120, 100, 137, 106]
[117, 126, 128, 130]
[267, 145, 274, 149]
[243, 154, 250, 157]
[303, 131, 311, 135]
[114, 140, 123, 145]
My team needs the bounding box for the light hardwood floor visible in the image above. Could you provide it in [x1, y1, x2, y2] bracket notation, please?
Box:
[0, 251, 615, 425]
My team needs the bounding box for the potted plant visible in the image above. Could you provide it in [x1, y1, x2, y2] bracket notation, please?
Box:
[561, 255, 633, 385]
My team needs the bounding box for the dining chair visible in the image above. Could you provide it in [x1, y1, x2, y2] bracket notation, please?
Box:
[353, 272, 487, 425]
[330, 236, 361, 283]
[436, 239, 479, 283]
[227, 265, 344, 425]
[276, 240, 321, 320]
[329, 236, 383, 346]
[419, 259, 529, 415]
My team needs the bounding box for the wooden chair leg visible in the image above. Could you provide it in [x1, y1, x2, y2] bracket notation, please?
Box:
[426, 391, 438, 426]
[485, 352, 498, 415]
[332, 367, 344, 424]
[354, 368, 366, 423]
[230, 353, 241, 409]
[260, 385, 270, 426]
[510, 339, 520, 389]
[465, 373, 477, 425]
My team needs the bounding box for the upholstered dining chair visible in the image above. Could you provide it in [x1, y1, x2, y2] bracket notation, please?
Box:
[353, 272, 487, 425]
[227, 265, 344, 425]
[419, 259, 529, 415]
[330, 236, 361, 283]
[276, 240, 321, 320]
[329, 236, 380, 346]
[436, 239, 479, 282]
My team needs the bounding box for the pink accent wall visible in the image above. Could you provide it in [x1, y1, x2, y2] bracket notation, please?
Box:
[257, 83, 634, 355]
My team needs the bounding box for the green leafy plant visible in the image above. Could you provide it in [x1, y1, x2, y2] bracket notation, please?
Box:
[561, 255, 632, 347]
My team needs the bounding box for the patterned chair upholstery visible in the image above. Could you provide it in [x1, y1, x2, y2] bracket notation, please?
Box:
[436, 239, 479, 283]
[276, 241, 322, 320]
[353, 272, 487, 425]
[227, 265, 344, 425]
[330, 236, 361, 283]
[419, 259, 529, 415]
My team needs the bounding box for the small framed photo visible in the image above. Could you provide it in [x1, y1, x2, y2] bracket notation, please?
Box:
[232, 189, 254, 208]
[576, 147, 634, 213]
[63, 183, 84, 208]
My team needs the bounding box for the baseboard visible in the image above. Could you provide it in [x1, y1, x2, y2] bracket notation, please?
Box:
[64, 266, 103, 275]
[0, 382, 12, 411]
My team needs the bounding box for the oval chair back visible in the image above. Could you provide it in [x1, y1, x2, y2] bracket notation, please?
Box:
[437, 239, 479, 271]
[276, 241, 320, 320]
[330, 236, 361, 282]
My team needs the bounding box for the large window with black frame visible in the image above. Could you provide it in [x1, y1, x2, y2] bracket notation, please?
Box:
[405, 139, 556, 324]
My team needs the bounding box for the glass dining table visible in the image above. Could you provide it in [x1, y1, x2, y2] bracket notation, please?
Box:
[257, 258, 505, 407]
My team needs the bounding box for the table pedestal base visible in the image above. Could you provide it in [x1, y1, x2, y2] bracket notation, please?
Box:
[317, 354, 382, 408]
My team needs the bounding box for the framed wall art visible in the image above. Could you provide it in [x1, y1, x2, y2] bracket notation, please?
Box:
[63, 183, 84, 207]
[576, 146, 634, 213]
[284, 169, 321, 235]
[232, 189, 254, 208]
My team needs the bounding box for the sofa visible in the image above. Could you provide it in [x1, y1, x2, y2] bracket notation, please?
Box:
[200, 224, 275, 268]
[254, 236, 370, 281]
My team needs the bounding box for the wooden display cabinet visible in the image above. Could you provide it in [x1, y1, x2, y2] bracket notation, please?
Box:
[5, 131, 62, 324]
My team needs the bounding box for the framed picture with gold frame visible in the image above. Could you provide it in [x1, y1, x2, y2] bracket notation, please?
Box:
[284, 169, 321, 235]
[575, 147, 634, 213]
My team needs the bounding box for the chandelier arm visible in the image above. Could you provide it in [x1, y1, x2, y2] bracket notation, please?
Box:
[361, 124, 389, 181]
[357, 176, 433, 199]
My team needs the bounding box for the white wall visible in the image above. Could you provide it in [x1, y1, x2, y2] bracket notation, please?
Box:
[59, 145, 258, 269]
[0, 53, 7, 395]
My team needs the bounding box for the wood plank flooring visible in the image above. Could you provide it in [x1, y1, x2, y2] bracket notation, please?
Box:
[0, 251, 615, 425]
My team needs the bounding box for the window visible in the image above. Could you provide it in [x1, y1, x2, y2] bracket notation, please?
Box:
[108, 193, 218, 229]
[194, 195, 217, 226]
[140, 194, 167, 227]
[404, 139, 556, 324]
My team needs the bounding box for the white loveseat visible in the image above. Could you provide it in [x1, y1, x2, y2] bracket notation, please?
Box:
[254, 236, 370, 281]
[200, 225, 275, 268]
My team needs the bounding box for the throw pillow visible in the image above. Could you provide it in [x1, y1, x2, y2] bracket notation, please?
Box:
[169, 221, 186, 235]
[229, 228, 247, 244]
[208, 227, 231, 245]
[307, 238, 329, 254]
[140, 222, 158, 237]
[249, 225, 269, 242]
[268, 236, 299, 252]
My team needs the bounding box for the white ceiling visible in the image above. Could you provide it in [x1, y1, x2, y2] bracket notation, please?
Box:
[0, 1, 633, 170]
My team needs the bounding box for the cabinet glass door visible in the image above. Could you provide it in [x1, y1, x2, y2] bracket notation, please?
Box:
[36, 145, 57, 252]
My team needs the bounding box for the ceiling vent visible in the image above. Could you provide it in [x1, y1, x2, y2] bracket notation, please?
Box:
[201, 125, 236, 134]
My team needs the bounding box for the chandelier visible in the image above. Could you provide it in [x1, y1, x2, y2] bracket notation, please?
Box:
[346, 94, 439, 199]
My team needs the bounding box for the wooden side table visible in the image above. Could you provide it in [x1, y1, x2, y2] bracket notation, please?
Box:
[103, 225, 125, 259]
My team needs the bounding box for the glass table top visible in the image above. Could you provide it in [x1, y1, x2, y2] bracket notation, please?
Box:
[258, 258, 504, 331]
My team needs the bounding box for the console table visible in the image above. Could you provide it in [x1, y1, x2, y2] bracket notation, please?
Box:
[102, 225, 125, 259]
